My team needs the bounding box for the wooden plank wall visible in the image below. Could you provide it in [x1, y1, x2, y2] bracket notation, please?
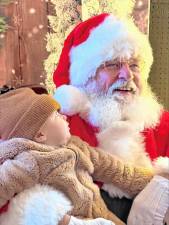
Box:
[0, 0, 148, 88]
[0, 0, 52, 87]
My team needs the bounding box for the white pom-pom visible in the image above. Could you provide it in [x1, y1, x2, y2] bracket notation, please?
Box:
[0, 185, 72, 225]
[53, 85, 90, 116]
[153, 157, 169, 174]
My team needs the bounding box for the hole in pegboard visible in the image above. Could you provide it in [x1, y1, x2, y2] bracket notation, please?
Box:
[149, 0, 169, 110]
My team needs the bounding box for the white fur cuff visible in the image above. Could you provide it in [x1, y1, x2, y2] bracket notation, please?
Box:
[0, 184, 72, 225]
[153, 157, 169, 175]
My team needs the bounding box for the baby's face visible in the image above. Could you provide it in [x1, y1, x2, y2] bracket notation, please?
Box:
[36, 111, 71, 146]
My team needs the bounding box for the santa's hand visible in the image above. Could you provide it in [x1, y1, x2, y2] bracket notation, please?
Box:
[99, 121, 136, 139]
[127, 176, 169, 225]
[111, 121, 136, 136]
[69, 217, 116, 225]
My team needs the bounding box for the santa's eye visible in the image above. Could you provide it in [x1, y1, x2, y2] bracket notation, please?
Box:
[106, 63, 119, 68]
[129, 63, 140, 72]
[130, 64, 138, 67]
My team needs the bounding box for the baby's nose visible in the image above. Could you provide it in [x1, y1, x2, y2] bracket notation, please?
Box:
[62, 115, 67, 120]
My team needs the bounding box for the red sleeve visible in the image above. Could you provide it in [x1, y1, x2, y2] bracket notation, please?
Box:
[67, 114, 99, 147]
[155, 111, 169, 157]
[143, 111, 169, 159]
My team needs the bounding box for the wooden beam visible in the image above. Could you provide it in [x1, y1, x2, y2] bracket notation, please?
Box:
[0, 0, 49, 87]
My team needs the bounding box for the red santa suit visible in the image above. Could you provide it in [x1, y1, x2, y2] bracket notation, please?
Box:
[52, 13, 169, 224]
[52, 12, 169, 164]
[66, 111, 169, 160]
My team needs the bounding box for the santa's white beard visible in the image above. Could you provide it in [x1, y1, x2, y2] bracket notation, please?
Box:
[80, 82, 163, 199]
[82, 86, 162, 131]
[87, 94, 122, 130]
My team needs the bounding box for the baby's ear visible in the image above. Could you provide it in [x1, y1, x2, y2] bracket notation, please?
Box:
[34, 131, 47, 143]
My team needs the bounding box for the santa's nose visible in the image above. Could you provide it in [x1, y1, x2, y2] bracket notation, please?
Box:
[118, 63, 133, 81]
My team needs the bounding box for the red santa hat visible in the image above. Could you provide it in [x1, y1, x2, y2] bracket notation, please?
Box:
[53, 13, 153, 115]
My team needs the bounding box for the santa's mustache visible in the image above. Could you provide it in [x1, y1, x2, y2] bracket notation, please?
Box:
[107, 80, 137, 96]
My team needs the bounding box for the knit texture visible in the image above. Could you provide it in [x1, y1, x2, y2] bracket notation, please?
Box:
[0, 88, 60, 140]
[0, 136, 153, 224]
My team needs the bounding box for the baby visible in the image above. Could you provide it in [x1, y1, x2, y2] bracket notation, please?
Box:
[0, 88, 154, 225]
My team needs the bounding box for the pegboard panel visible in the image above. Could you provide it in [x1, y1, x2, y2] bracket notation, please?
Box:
[149, 0, 169, 110]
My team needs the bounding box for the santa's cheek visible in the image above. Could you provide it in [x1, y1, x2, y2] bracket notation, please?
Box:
[97, 72, 115, 91]
[134, 75, 142, 93]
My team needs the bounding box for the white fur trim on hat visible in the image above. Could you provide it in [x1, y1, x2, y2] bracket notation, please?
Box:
[0, 184, 72, 225]
[53, 85, 90, 116]
[69, 15, 153, 87]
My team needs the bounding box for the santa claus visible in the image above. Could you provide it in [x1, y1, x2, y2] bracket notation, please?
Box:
[53, 12, 169, 225]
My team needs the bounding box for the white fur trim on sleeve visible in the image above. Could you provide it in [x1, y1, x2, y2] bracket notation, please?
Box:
[0, 184, 72, 225]
[53, 85, 90, 116]
[153, 157, 169, 174]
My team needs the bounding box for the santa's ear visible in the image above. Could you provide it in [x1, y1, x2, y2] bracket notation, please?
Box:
[34, 131, 47, 143]
[53, 85, 90, 116]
